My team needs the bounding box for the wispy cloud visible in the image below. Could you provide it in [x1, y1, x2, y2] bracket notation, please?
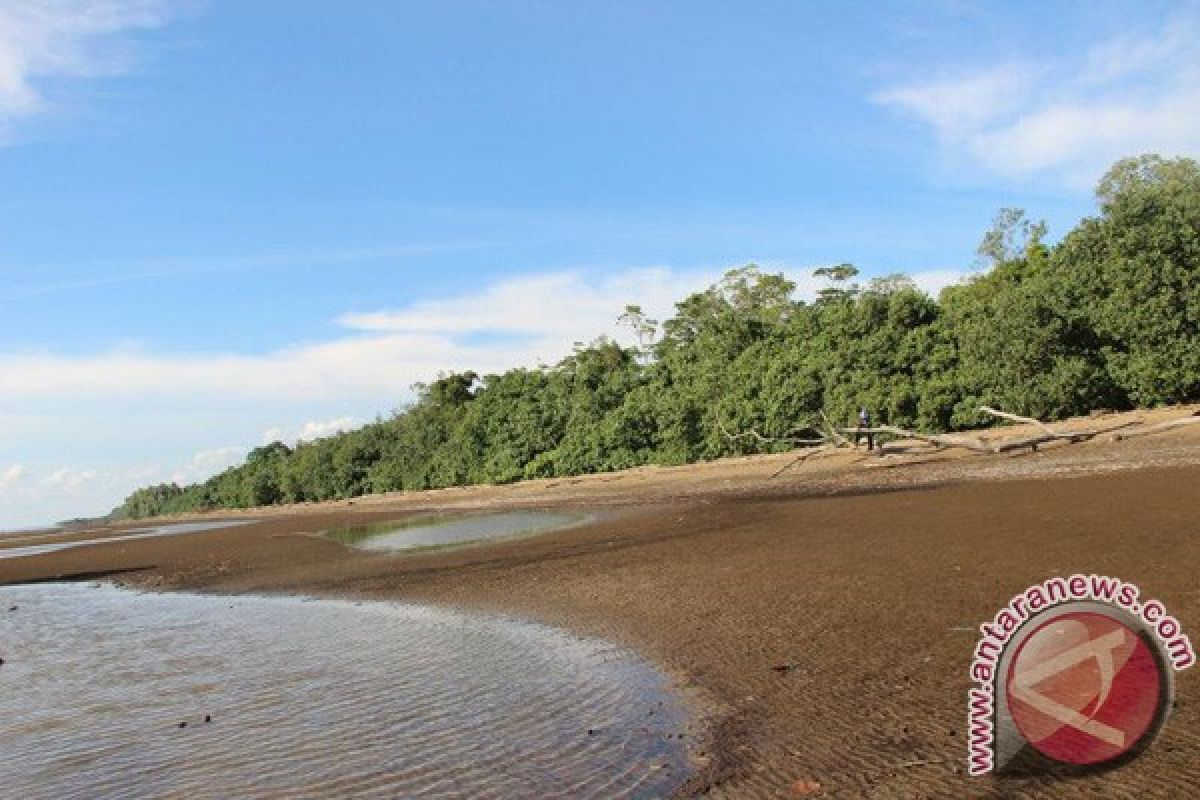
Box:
[0, 0, 171, 137]
[875, 64, 1040, 143]
[875, 14, 1200, 186]
[262, 417, 361, 445]
[168, 446, 245, 484]
[338, 268, 716, 337]
[0, 464, 25, 492]
[43, 466, 100, 491]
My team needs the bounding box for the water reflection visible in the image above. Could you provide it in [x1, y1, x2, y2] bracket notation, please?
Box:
[326, 510, 592, 553]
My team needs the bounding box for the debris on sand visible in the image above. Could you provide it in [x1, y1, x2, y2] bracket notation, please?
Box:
[791, 778, 823, 796]
[7, 605, 17, 612]
[178, 721, 188, 729]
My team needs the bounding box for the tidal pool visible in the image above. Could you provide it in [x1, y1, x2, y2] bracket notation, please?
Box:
[0, 519, 255, 560]
[326, 510, 593, 553]
[0, 583, 689, 799]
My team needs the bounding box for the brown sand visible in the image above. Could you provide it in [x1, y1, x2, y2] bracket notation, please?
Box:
[3, 408, 1200, 798]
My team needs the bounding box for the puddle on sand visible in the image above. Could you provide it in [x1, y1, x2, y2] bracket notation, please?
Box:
[0, 519, 256, 560]
[0, 583, 690, 799]
[326, 510, 593, 553]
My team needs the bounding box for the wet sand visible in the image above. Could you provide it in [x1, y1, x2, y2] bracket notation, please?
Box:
[3, 408, 1200, 798]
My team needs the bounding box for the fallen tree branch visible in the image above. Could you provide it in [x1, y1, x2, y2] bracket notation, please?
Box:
[726, 404, 1184, 478]
[841, 425, 992, 454]
[876, 440, 946, 456]
[979, 405, 1055, 434]
[716, 416, 826, 446]
[769, 444, 836, 479]
[1108, 413, 1200, 442]
[992, 417, 1144, 453]
[819, 410, 849, 447]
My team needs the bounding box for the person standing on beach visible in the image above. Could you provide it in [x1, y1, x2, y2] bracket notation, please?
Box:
[857, 407, 874, 451]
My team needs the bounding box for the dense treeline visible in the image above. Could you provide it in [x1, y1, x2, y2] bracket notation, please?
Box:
[115, 155, 1200, 519]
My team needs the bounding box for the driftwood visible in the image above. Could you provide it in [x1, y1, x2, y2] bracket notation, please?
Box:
[979, 406, 1054, 434]
[715, 416, 826, 446]
[768, 444, 836, 479]
[991, 417, 1143, 452]
[720, 405, 1196, 478]
[978, 407, 1147, 452]
[1107, 412, 1200, 442]
[819, 410, 849, 447]
[840, 425, 992, 454]
[713, 415, 840, 479]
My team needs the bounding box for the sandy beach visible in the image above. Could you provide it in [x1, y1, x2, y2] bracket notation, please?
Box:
[4, 408, 1200, 798]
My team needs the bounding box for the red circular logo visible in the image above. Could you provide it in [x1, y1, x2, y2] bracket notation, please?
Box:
[1006, 610, 1165, 765]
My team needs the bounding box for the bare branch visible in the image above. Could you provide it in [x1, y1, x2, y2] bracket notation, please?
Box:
[819, 410, 849, 447]
[992, 417, 1143, 452]
[1108, 413, 1200, 442]
[722, 405, 1179, 475]
[716, 416, 827, 446]
[769, 445, 835, 479]
[841, 425, 992, 453]
[979, 406, 1054, 434]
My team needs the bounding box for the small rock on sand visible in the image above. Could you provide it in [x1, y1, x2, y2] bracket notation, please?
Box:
[791, 778, 823, 796]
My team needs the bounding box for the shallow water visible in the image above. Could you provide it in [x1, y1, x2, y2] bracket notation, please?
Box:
[0, 519, 255, 560]
[0, 584, 689, 799]
[327, 510, 591, 552]
[0, 524, 62, 540]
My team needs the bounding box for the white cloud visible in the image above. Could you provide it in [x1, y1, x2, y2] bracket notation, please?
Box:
[875, 15, 1200, 186]
[909, 268, 967, 297]
[338, 267, 717, 338]
[296, 416, 358, 441]
[0, 463, 25, 491]
[168, 445, 246, 484]
[260, 427, 285, 444]
[263, 416, 361, 445]
[0, 0, 169, 134]
[875, 64, 1039, 142]
[43, 466, 99, 490]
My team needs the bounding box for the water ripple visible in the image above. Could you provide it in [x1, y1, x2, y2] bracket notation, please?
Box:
[0, 584, 689, 799]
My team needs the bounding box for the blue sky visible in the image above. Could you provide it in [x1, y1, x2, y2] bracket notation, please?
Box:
[2, 0, 1198, 528]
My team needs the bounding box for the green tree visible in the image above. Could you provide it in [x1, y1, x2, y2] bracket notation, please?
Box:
[1052, 155, 1200, 404]
[976, 207, 1047, 267]
[813, 263, 860, 303]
